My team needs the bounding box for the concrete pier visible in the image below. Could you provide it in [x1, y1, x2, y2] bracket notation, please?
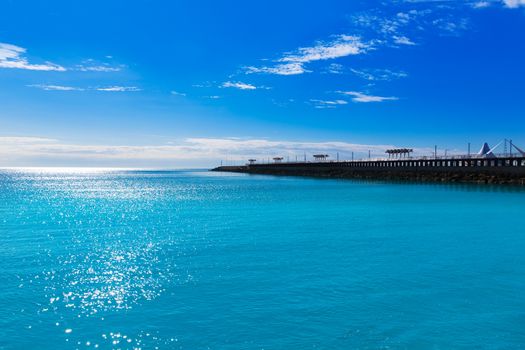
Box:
[212, 156, 525, 185]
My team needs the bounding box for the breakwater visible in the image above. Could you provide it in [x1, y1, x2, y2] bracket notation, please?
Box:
[212, 156, 525, 185]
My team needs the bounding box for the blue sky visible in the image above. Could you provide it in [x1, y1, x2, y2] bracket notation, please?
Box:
[1, 0, 524, 167]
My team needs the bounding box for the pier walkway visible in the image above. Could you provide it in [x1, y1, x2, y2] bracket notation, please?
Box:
[212, 155, 525, 185]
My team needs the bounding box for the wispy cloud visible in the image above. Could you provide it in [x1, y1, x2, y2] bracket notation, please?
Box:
[351, 6, 470, 42]
[405, 0, 524, 8]
[393, 35, 417, 45]
[503, 0, 525, 7]
[324, 63, 345, 74]
[351, 10, 428, 41]
[350, 68, 408, 81]
[0, 43, 128, 73]
[245, 35, 373, 75]
[0, 136, 58, 144]
[472, 1, 491, 8]
[338, 91, 399, 103]
[76, 65, 123, 72]
[245, 62, 309, 76]
[74, 58, 125, 72]
[432, 17, 470, 35]
[192, 81, 215, 88]
[0, 43, 65, 71]
[171, 90, 187, 96]
[95, 86, 141, 92]
[27, 84, 84, 91]
[310, 99, 348, 109]
[221, 81, 257, 90]
[281, 35, 371, 63]
[28, 84, 141, 92]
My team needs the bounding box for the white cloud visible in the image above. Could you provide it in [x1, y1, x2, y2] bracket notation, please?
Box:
[222, 81, 257, 90]
[350, 68, 408, 81]
[310, 99, 348, 109]
[76, 65, 123, 72]
[1, 136, 427, 165]
[352, 12, 416, 37]
[352, 7, 470, 41]
[192, 81, 215, 88]
[393, 35, 417, 45]
[325, 63, 345, 74]
[171, 91, 187, 96]
[432, 18, 469, 35]
[74, 58, 125, 72]
[281, 35, 370, 63]
[245, 62, 309, 76]
[245, 35, 373, 75]
[0, 136, 58, 144]
[503, 0, 525, 7]
[28, 85, 142, 92]
[400, 0, 524, 7]
[0, 43, 65, 71]
[95, 86, 141, 92]
[27, 84, 84, 91]
[338, 91, 399, 103]
[472, 1, 491, 8]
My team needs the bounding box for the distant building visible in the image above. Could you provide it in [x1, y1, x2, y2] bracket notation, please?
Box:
[248, 159, 257, 164]
[273, 157, 284, 163]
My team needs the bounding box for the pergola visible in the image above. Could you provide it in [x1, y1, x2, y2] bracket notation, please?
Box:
[386, 148, 413, 159]
[313, 154, 329, 161]
[273, 157, 284, 163]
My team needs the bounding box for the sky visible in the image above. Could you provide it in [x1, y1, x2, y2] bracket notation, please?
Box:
[1, 0, 524, 167]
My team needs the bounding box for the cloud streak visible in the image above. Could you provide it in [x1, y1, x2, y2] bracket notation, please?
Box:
[0, 43, 65, 71]
[338, 91, 399, 103]
[222, 81, 257, 90]
[350, 68, 408, 81]
[310, 99, 348, 109]
[28, 84, 141, 92]
[95, 86, 141, 92]
[245, 62, 309, 76]
[503, 0, 525, 8]
[27, 84, 84, 91]
[76, 65, 123, 72]
[0, 136, 432, 166]
[393, 35, 417, 45]
[245, 35, 373, 75]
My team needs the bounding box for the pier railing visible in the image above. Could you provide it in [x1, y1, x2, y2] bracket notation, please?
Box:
[245, 153, 525, 165]
[244, 155, 525, 171]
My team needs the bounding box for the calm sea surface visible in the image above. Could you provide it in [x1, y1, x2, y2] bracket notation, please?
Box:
[1, 168, 524, 349]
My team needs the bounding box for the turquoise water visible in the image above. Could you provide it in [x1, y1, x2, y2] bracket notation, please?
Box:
[1, 169, 524, 350]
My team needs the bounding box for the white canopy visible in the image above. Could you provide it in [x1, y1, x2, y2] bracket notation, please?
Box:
[478, 142, 496, 158]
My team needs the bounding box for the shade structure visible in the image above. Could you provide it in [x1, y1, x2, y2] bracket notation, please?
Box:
[313, 154, 329, 161]
[385, 148, 413, 158]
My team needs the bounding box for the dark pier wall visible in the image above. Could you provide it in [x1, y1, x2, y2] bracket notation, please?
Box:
[212, 157, 525, 185]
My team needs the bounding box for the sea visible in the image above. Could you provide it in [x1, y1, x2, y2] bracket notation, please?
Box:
[0, 168, 524, 349]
